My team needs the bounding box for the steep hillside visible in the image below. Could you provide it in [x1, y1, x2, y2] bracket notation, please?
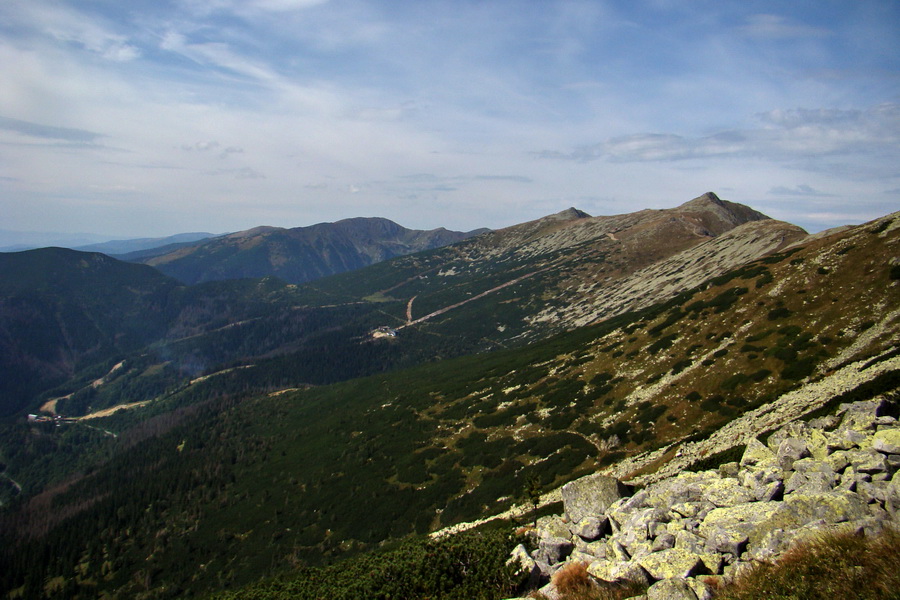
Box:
[310, 193, 800, 346]
[0, 194, 781, 423]
[2, 209, 896, 599]
[0, 248, 180, 416]
[130, 217, 486, 285]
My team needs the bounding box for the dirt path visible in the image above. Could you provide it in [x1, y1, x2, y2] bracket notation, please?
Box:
[398, 269, 547, 330]
[405, 295, 418, 323]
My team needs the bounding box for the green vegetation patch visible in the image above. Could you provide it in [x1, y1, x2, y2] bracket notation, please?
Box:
[214, 529, 524, 600]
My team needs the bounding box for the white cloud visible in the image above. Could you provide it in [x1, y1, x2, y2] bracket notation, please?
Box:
[738, 14, 832, 39]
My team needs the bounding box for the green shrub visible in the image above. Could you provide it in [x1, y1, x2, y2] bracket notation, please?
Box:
[214, 528, 523, 600]
[767, 306, 793, 320]
[671, 359, 692, 375]
[780, 357, 817, 380]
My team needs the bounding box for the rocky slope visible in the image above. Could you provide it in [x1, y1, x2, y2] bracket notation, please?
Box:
[510, 391, 900, 600]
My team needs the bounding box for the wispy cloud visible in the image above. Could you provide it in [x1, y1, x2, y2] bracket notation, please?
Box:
[768, 185, 835, 197]
[0, 115, 103, 144]
[738, 14, 832, 39]
[540, 103, 900, 166]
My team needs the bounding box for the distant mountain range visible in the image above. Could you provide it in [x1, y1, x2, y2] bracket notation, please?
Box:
[120, 217, 488, 285]
[74, 232, 218, 255]
[0, 192, 897, 599]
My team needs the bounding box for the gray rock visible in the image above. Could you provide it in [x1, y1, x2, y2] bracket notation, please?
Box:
[687, 578, 715, 600]
[651, 532, 676, 552]
[646, 578, 698, 600]
[846, 449, 890, 474]
[738, 465, 785, 501]
[639, 548, 707, 580]
[570, 516, 608, 540]
[776, 437, 811, 471]
[535, 536, 574, 565]
[537, 581, 561, 600]
[767, 422, 811, 452]
[588, 558, 653, 586]
[699, 501, 782, 548]
[562, 473, 632, 524]
[507, 544, 542, 589]
[718, 462, 740, 478]
[753, 490, 870, 545]
[704, 524, 749, 557]
[784, 470, 835, 495]
[673, 530, 705, 554]
[838, 398, 897, 432]
[537, 515, 573, 540]
[646, 472, 719, 511]
[740, 438, 776, 468]
[704, 478, 756, 507]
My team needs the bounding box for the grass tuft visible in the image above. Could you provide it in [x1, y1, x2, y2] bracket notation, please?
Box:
[715, 527, 900, 600]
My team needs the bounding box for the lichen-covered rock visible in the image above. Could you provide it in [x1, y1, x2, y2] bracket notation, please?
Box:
[507, 544, 543, 589]
[704, 478, 755, 507]
[587, 558, 652, 586]
[515, 396, 900, 600]
[700, 501, 782, 540]
[740, 438, 776, 468]
[570, 516, 607, 540]
[645, 471, 719, 511]
[687, 577, 714, 600]
[738, 465, 784, 501]
[651, 532, 675, 552]
[752, 490, 870, 545]
[845, 449, 890, 474]
[776, 437, 811, 471]
[639, 548, 706, 580]
[703, 524, 748, 557]
[561, 473, 632, 524]
[535, 536, 574, 565]
[646, 578, 698, 600]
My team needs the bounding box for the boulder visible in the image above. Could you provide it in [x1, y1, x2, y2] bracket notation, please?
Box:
[561, 474, 632, 524]
[587, 558, 652, 586]
[570, 516, 608, 540]
[535, 536, 575, 565]
[703, 524, 748, 557]
[507, 544, 542, 589]
[775, 438, 811, 471]
[740, 438, 776, 469]
[752, 490, 870, 545]
[699, 501, 782, 552]
[704, 478, 755, 507]
[639, 548, 707, 580]
[646, 578, 699, 600]
[872, 429, 900, 455]
[845, 449, 890, 475]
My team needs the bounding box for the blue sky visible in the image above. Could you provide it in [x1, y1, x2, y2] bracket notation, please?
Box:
[0, 0, 898, 237]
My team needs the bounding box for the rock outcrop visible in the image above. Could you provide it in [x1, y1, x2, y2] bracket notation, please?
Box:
[508, 395, 900, 599]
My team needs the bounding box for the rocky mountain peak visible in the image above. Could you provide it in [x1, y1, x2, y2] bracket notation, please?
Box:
[549, 207, 592, 221]
[675, 192, 771, 236]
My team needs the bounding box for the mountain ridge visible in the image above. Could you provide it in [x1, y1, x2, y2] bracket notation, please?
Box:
[130, 217, 487, 285]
